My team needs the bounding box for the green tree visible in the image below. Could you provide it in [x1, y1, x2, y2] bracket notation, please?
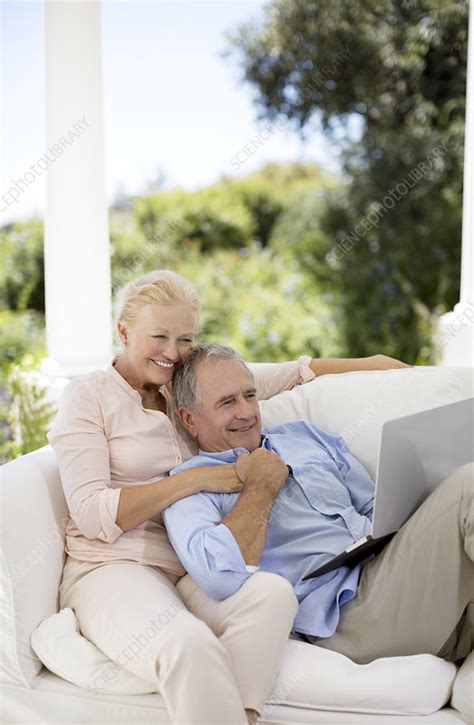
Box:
[176, 245, 343, 361]
[0, 310, 45, 381]
[1, 219, 45, 313]
[110, 161, 333, 290]
[2, 356, 56, 461]
[133, 186, 254, 255]
[223, 162, 332, 246]
[228, 0, 467, 362]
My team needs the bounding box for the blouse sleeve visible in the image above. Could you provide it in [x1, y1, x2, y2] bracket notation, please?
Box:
[47, 379, 123, 544]
[246, 355, 316, 401]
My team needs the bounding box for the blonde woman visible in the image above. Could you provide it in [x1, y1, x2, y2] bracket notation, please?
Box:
[49, 270, 408, 723]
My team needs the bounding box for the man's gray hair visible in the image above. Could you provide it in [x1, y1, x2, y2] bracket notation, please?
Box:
[172, 343, 253, 412]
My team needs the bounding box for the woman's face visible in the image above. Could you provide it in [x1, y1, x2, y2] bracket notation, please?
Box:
[119, 303, 197, 387]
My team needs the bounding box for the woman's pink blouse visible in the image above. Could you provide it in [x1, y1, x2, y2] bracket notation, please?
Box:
[47, 357, 315, 575]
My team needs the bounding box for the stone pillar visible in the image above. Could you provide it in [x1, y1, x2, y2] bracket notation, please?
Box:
[438, 7, 474, 367]
[43, 0, 112, 378]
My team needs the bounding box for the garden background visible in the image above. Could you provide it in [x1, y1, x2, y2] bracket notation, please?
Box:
[0, 0, 468, 462]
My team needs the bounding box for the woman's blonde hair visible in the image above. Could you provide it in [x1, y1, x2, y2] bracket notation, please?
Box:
[116, 270, 200, 330]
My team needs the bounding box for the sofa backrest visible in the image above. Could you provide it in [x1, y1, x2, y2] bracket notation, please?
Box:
[260, 366, 468, 478]
[1, 445, 67, 686]
[451, 366, 474, 398]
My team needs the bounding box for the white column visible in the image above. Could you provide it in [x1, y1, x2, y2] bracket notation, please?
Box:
[438, 6, 474, 367]
[43, 0, 112, 378]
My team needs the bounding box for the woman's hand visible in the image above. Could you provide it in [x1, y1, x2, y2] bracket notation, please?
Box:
[199, 465, 244, 494]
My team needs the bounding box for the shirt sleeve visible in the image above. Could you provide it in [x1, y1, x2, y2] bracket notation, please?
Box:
[246, 355, 316, 401]
[47, 380, 123, 543]
[163, 494, 252, 600]
[330, 435, 375, 519]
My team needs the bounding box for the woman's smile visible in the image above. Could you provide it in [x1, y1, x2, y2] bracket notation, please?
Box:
[150, 359, 175, 369]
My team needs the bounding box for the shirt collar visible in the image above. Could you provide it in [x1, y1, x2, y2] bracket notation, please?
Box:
[198, 435, 269, 460]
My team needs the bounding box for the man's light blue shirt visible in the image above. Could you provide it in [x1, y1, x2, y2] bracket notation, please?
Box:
[164, 420, 375, 638]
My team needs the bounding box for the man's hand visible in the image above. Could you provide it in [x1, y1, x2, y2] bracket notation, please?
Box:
[236, 449, 288, 499]
[222, 449, 289, 566]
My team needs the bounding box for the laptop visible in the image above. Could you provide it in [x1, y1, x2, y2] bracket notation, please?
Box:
[302, 397, 474, 581]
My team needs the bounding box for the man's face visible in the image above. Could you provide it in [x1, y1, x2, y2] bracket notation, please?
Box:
[181, 358, 262, 453]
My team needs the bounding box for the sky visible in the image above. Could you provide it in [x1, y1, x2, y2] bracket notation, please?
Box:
[1, 0, 362, 225]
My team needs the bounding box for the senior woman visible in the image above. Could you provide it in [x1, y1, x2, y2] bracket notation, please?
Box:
[48, 269, 408, 724]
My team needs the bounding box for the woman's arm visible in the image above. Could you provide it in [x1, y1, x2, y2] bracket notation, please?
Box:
[309, 354, 411, 377]
[247, 357, 316, 400]
[48, 380, 124, 543]
[116, 465, 241, 531]
[248, 353, 410, 401]
[49, 379, 242, 540]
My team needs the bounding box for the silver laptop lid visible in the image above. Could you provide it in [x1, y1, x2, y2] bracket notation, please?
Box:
[372, 398, 474, 539]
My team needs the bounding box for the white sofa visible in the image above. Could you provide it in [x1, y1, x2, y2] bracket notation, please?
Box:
[1, 365, 473, 724]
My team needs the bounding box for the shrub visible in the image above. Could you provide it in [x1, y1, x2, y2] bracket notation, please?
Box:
[0, 309, 45, 381]
[1, 355, 55, 463]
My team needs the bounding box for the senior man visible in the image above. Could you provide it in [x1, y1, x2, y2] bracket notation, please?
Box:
[163, 344, 473, 672]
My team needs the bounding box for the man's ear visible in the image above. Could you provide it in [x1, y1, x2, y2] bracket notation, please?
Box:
[179, 407, 199, 438]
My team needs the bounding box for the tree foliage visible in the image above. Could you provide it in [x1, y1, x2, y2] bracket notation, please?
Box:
[173, 245, 342, 362]
[108, 164, 343, 362]
[228, 0, 467, 362]
[4, 356, 56, 460]
[1, 219, 45, 313]
[129, 161, 325, 257]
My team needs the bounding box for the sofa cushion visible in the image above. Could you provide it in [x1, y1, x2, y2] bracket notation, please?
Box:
[2, 670, 465, 725]
[450, 650, 474, 724]
[31, 608, 456, 715]
[259, 367, 463, 479]
[31, 608, 156, 694]
[0, 446, 68, 687]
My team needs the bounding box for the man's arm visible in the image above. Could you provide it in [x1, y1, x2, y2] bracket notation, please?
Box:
[221, 449, 288, 566]
[163, 449, 288, 598]
[163, 492, 253, 599]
